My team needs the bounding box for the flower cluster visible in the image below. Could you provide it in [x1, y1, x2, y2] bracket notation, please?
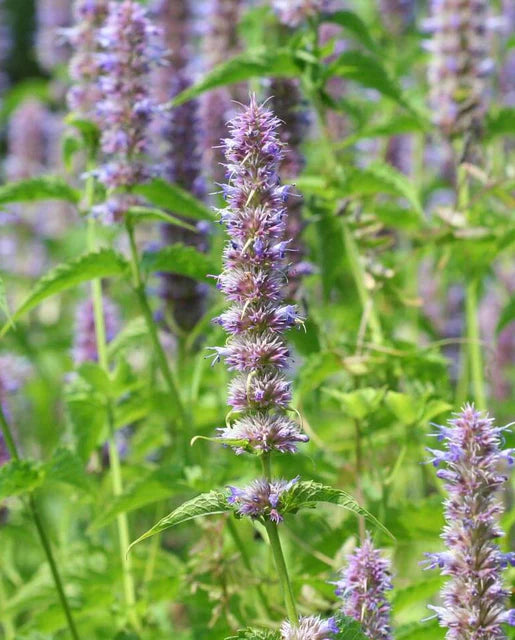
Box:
[272, 0, 328, 27]
[280, 615, 339, 640]
[228, 477, 298, 523]
[425, 0, 495, 138]
[423, 405, 515, 639]
[66, 0, 108, 117]
[335, 534, 393, 640]
[210, 96, 308, 473]
[94, 0, 162, 223]
[0, 354, 31, 428]
[72, 297, 120, 365]
[379, 0, 414, 35]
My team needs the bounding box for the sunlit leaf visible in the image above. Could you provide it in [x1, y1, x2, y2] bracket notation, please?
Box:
[0, 460, 45, 500]
[141, 244, 219, 284]
[134, 178, 213, 221]
[0, 176, 80, 206]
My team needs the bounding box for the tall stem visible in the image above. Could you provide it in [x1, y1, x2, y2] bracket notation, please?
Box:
[456, 160, 486, 409]
[0, 406, 81, 640]
[261, 455, 298, 624]
[125, 220, 187, 431]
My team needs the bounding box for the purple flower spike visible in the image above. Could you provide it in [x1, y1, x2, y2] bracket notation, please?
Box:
[227, 477, 298, 523]
[335, 534, 393, 640]
[94, 0, 162, 222]
[425, 0, 496, 137]
[0, 353, 31, 430]
[280, 615, 339, 639]
[66, 0, 108, 117]
[72, 297, 120, 364]
[210, 95, 308, 455]
[424, 404, 515, 639]
[36, 0, 72, 72]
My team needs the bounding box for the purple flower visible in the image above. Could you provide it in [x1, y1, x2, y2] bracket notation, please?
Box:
[94, 0, 162, 222]
[218, 413, 309, 454]
[272, 0, 329, 27]
[0, 353, 31, 428]
[425, 0, 496, 138]
[280, 615, 339, 639]
[423, 404, 515, 639]
[335, 534, 393, 640]
[210, 97, 307, 446]
[72, 297, 120, 364]
[227, 476, 298, 523]
[66, 0, 108, 117]
[379, 0, 415, 35]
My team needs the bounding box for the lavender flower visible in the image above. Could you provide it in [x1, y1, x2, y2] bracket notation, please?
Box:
[424, 0, 495, 138]
[211, 97, 308, 520]
[94, 0, 162, 222]
[0, 0, 11, 96]
[379, 0, 415, 35]
[5, 99, 51, 181]
[228, 477, 298, 523]
[272, 0, 329, 27]
[423, 405, 515, 639]
[0, 354, 31, 424]
[280, 615, 339, 640]
[269, 78, 311, 296]
[335, 534, 393, 640]
[72, 297, 120, 364]
[35, 0, 72, 72]
[66, 0, 108, 117]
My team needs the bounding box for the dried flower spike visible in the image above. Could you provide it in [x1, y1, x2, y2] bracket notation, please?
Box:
[335, 534, 393, 640]
[423, 404, 515, 639]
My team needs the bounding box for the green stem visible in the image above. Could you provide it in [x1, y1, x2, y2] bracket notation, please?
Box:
[456, 160, 486, 409]
[87, 220, 139, 631]
[261, 455, 298, 625]
[0, 574, 15, 639]
[342, 223, 383, 345]
[125, 220, 187, 431]
[0, 407, 81, 640]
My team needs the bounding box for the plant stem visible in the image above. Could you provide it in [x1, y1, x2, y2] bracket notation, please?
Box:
[0, 406, 81, 640]
[342, 223, 383, 345]
[125, 220, 187, 433]
[456, 160, 486, 409]
[87, 219, 139, 631]
[261, 455, 298, 625]
[0, 574, 15, 639]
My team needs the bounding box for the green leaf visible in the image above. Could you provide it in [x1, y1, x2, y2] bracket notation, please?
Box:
[325, 387, 385, 419]
[0, 249, 129, 336]
[141, 244, 219, 284]
[134, 178, 213, 221]
[127, 206, 198, 231]
[283, 481, 392, 538]
[328, 51, 405, 106]
[77, 362, 111, 395]
[0, 460, 45, 500]
[392, 575, 444, 613]
[170, 50, 298, 106]
[90, 467, 186, 531]
[65, 393, 107, 462]
[385, 391, 419, 424]
[128, 490, 230, 552]
[333, 614, 368, 640]
[343, 162, 423, 215]
[226, 629, 280, 640]
[322, 11, 377, 53]
[0, 176, 79, 206]
[107, 317, 148, 358]
[0, 275, 13, 327]
[485, 107, 515, 139]
[44, 448, 90, 492]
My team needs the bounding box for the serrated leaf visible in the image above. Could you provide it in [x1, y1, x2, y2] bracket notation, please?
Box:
[322, 11, 377, 53]
[226, 629, 280, 640]
[90, 467, 186, 531]
[0, 176, 79, 206]
[127, 206, 198, 231]
[0, 249, 129, 336]
[283, 481, 392, 538]
[333, 614, 368, 640]
[44, 447, 90, 492]
[328, 51, 405, 107]
[134, 178, 213, 221]
[0, 460, 45, 500]
[344, 162, 423, 215]
[128, 490, 230, 552]
[171, 49, 298, 107]
[141, 244, 218, 284]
